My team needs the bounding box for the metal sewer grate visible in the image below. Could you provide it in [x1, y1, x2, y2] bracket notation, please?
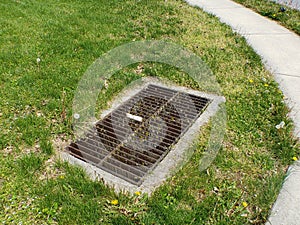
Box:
[67, 84, 210, 186]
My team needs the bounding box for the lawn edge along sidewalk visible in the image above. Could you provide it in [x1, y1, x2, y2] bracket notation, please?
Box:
[185, 0, 300, 224]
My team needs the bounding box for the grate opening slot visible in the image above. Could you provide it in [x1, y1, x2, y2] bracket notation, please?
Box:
[101, 156, 147, 176]
[111, 146, 157, 166]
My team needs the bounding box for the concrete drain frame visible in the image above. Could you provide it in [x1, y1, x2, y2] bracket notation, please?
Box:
[61, 77, 225, 194]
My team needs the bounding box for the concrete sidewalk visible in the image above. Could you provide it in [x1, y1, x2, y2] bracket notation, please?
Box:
[185, 0, 300, 224]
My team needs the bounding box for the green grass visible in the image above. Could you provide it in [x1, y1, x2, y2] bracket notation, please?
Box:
[233, 0, 300, 35]
[0, 0, 299, 224]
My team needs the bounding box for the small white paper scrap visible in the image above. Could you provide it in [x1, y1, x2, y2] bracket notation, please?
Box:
[126, 113, 143, 122]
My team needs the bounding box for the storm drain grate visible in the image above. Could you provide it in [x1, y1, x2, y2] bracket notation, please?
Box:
[67, 84, 211, 186]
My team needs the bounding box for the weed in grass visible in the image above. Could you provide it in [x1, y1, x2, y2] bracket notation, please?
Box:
[16, 153, 43, 177]
[40, 139, 54, 155]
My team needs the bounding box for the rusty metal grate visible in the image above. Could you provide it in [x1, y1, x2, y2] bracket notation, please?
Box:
[67, 84, 210, 186]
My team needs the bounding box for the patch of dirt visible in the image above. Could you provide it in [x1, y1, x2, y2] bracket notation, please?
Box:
[38, 134, 72, 181]
[2, 146, 14, 156]
[2, 144, 41, 158]
[192, 188, 208, 203]
[52, 134, 71, 152]
[38, 155, 65, 181]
